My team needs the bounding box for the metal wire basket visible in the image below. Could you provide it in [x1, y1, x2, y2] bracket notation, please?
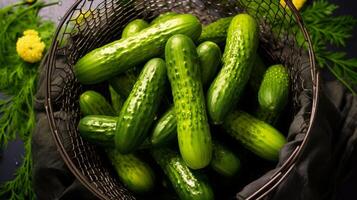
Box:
[44, 0, 319, 199]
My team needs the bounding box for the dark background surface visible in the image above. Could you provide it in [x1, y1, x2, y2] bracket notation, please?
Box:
[0, 0, 356, 199]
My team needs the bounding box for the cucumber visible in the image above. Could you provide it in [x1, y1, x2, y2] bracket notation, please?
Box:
[150, 106, 177, 147]
[107, 150, 155, 194]
[197, 41, 222, 87]
[257, 64, 290, 124]
[122, 19, 149, 38]
[115, 58, 167, 154]
[165, 34, 212, 169]
[211, 142, 240, 177]
[150, 41, 221, 147]
[152, 148, 214, 200]
[248, 56, 266, 93]
[151, 12, 178, 25]
[223, 110, 286, 161]
[74, 14, 202, 84]
[207, 14, 259, 124]
[109, 86, 124, 114]
[78, 115, 116, 147]
[197, 17, 233, 44]
[79, 90, 116, 116]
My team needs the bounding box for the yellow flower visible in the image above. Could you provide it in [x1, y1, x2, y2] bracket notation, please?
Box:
[25, 0, 36, 4]
[16, 29, 45, 63]
[280, 0, 307, 11]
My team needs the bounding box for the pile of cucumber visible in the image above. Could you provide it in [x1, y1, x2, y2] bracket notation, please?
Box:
[75, 12, 290, 199]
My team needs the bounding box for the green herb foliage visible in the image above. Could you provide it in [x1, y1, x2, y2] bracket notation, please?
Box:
[0, 1, 56, 199]
[301, 0, 357, 94]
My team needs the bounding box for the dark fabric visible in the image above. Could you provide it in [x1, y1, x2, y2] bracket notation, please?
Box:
[32, 55, 98, 200]
[237, 78, 357, 199]
[32, 55, 357, 200]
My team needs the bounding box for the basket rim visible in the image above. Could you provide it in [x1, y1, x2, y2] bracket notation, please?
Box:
[44, 0, 320, 199]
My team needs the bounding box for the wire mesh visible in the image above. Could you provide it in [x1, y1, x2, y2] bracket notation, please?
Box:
[44, 0, 318, 199]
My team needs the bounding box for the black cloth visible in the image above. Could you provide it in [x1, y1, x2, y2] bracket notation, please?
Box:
[33, 53, 357, 200]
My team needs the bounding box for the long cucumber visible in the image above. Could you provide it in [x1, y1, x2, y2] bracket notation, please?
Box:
[74, 14, 202, 84]
[165, 34, 212, 169]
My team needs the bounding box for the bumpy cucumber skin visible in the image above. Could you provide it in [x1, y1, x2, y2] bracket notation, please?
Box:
[74, 14, 202, 84]
[223, 111, 286, 161]
[207, 14, 259, 124]
[197, 41, 222, 87]
[150, 106, 177, 146]
[211, 142, 240, 177]
[107, 150, 155, 194]
[151, 12, 178, 25]
[122, 19, 149, 38]
[152, 148, 214, 200]
[165, 34, 212, 169]
[79, 90, 116, 116]
[257, 64, 290, 124]
[197, 17, 233, 44]
[115, 58, 167, 154]
[78, 115, 116, 147]
[150, 41, 221, 147]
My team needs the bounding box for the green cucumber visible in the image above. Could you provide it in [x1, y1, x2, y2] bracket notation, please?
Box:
[78, 115, 116, 147]
[248, 56, 267, 93]
[122, 19, 149, 38]
[107, 150, 155, 194]
[197, 17, 233, 44]
[151, 12, 178, 25]
[79, 90, 116, 116]
[197, 41, 222, 87]
[207, 14, 259, 124]
[211, 142, 240, 177]
[152, 148, 214, 200]
[165, 34, 212, 169]
[223, 110, 286, 161]
[115, 58, 167, 154]
[150, 106, 177, 146]
[257, 64, 290, 124]
[150, 41, 221, 147]
[74, 14, 202, 84]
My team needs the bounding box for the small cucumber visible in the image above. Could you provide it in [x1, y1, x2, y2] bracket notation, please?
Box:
[207, 14, 259, 124]
[223, 110, 286, 161]
[151, 12, 178, 25]
[150, 106, 177, 146]
[115, 58, 167, 154]
[150, 41, 221, 147]
[152, 148, 214, 200]
[107, 150, 155, 194]
[197, 17, 233, 44]
[79, 90, 116, 116]
[78, 115, 116, 147]
[75, 14, 202, 84]
[122, 19, 149, 38]
[211, 142, 240, 177]
[257, 64, 290, 124]
[197, 41, 222, 87]
[165, 34, 212, 169]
